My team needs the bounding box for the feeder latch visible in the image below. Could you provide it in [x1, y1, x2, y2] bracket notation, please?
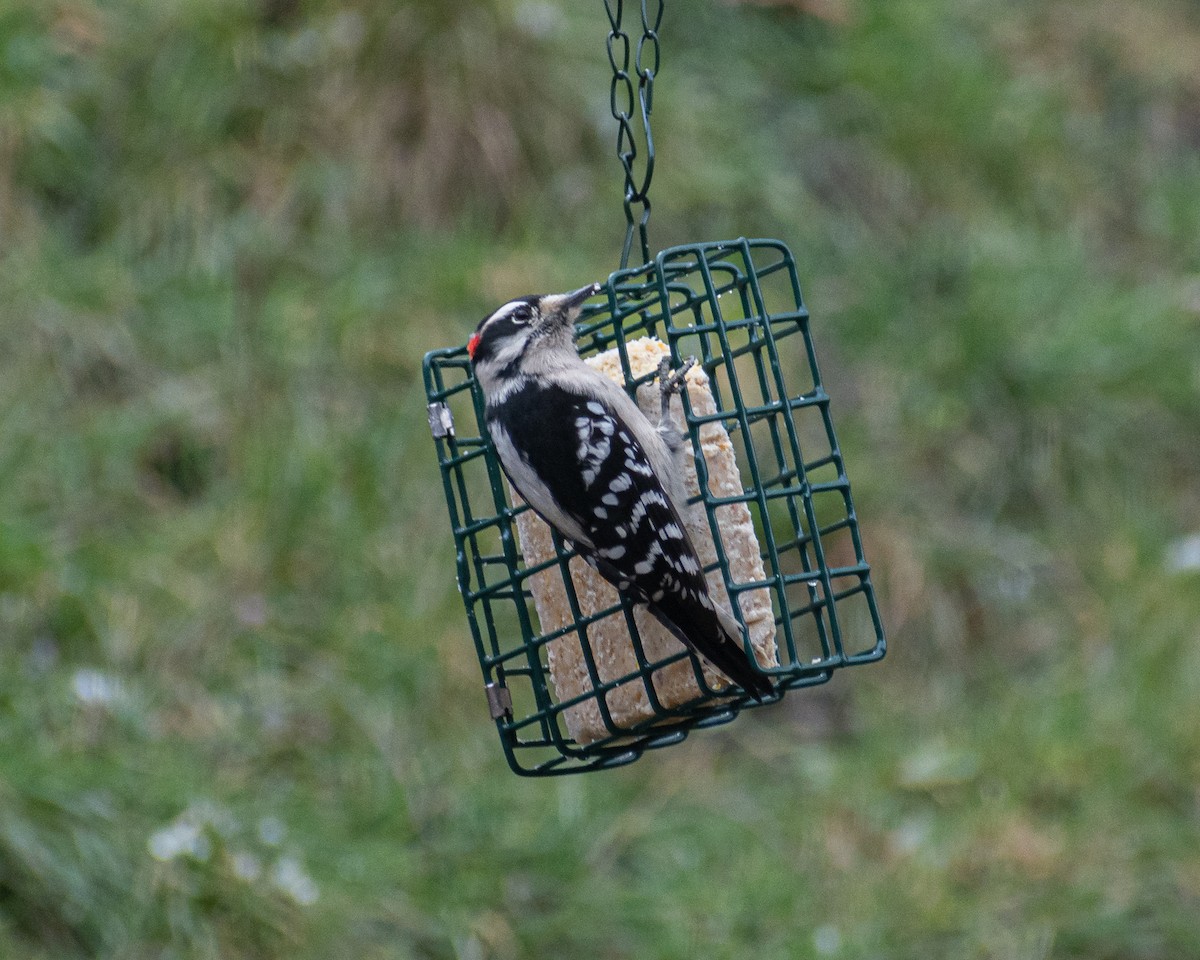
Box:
[485, 682, 513, 721]
[427, 402, 455, 439]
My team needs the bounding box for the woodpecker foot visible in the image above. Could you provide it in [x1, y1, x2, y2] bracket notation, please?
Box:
[657, 356, 696, 421]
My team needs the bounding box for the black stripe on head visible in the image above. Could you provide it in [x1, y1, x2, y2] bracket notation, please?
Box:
[470, 296, 540, 366]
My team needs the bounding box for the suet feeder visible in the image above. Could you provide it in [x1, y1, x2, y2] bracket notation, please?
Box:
[423, 5, 885, 776]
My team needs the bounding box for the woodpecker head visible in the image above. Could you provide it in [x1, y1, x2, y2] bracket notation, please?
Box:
[468, 283, 601, 396]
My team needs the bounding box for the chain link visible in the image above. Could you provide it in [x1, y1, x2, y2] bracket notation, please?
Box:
[604, 0, 664, 269]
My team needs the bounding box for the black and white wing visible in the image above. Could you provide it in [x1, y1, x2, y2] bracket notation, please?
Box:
[488, 381, 771, 698]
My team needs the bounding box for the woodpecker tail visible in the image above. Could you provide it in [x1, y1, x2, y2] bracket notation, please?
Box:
[574, 540, 774, 702]
[647, 598, 774, 702]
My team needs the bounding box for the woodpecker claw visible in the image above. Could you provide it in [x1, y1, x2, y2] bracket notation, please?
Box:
[657, 356, 697, 420]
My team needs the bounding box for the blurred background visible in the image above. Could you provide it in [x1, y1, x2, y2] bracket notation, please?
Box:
[2, 0, 1199, 956]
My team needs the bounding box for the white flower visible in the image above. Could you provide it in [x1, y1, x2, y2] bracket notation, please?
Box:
[813, 925, 841, 955]
[231, 852, 262, 882]
[1166, 533, 1200, 573]
[72, 669, 124, 707]
[148, 821, 210, 862]
[271, 856, 319, 906]
[257, 816, 286, 847]
[146, 801, 233, 863]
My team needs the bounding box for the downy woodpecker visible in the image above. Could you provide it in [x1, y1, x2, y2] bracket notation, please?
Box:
[467, 284, 772, 701]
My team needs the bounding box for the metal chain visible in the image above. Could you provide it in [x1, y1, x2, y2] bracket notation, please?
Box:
[604, 0, 663, 269]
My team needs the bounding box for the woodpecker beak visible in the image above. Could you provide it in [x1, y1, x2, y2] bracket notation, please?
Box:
[539, 283, 601, 323]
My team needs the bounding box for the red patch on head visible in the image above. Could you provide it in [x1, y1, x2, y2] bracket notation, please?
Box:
[467, 332, 481, 360]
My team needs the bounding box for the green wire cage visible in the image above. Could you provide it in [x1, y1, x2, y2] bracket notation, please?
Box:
[424, 238, 885, 776]
[423, 1, 884, 775]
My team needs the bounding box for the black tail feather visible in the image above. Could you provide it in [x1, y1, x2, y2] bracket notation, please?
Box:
[577, 544, 774, 702]
[647, 600, 774, 702]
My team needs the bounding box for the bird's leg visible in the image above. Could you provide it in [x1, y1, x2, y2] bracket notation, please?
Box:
[657, 355, 696, 422]
[655, 355, 697, 456]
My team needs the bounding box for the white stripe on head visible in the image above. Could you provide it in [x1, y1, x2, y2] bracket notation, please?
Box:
[488, 300, 528, 324]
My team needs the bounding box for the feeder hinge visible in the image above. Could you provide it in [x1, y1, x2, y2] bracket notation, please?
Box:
[484, 682, 513, 721]
[427, 402, 455, 439]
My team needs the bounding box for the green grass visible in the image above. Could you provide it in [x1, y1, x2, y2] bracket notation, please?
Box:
[2, 0, 1199, 956]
